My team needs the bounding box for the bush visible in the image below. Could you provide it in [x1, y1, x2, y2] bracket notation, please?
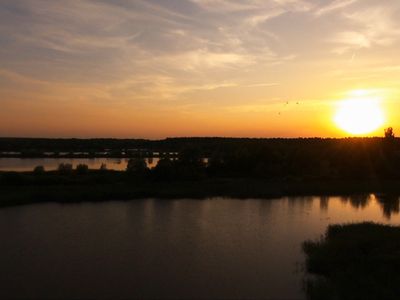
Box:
[303, 222, 400, 300]
[385, 127, 395, 139]
[152, 158, 176, 181]
[76, 164, 89, 174]
[58, 163, 73, 174]
[178, 147, 204, 168]
[126, 158, 149, 175]
[33, 165, 45, 174]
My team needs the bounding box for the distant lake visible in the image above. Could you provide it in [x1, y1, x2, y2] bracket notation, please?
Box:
[0, 157, 161, 171]
[0, 196, 399, 299]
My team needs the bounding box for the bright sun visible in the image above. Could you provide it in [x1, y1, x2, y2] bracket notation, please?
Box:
[334, 90, 385, 135]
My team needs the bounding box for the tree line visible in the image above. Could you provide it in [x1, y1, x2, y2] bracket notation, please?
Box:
[17, 133, 400, 181]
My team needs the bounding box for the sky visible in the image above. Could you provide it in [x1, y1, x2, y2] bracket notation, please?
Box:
[0, 0, 400, 138]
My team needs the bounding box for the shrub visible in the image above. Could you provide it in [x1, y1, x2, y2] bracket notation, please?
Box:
[33, 165, 45, 174]
[385, 127, 395, 139]
[303, 222, 400, 300]
[58, 163, 73, 174]
[178, 147, 204, 168]
[126, 158, 149, 175]
[76, 164, 89, 174]
[152, 158, 175, 180]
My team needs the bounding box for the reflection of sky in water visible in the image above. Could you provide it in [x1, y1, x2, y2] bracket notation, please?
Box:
[0, 157, 160, 171]
[0, 196, 399, 299]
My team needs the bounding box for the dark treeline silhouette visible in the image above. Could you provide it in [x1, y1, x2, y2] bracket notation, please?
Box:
[0, 137, 273, 156]
[207, 138, 400, 180]
[120, 137, 400, 180]
[1, 136, 400, 180]
[1, 136, 399, 161]
[2, 135, 400, 206]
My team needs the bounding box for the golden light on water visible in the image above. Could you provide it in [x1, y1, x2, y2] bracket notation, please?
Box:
[334, 90, 386, 135]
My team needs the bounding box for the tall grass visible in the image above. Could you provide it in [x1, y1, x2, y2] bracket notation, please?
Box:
[303, 222, 400, 300]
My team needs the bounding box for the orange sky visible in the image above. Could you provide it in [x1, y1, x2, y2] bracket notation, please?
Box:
[0, 0, 399, 138]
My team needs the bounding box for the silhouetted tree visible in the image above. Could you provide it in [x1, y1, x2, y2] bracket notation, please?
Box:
[207, 151, 225, 176]
[152, 158, 175, 181]
[33, 165, 45, 175]
[385, 127, 395, 139]
[176, 147, 206, 179]
[76, 164, 89, 174]
[126, 158, 148, 175]
[58, 163, 73, 175]
[178, 147, 204, 167]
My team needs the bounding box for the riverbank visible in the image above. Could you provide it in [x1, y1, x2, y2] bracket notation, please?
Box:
[1, 171, 400, 207]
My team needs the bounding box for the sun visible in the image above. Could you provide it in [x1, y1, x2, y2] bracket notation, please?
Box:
[334, 90, 385, 135]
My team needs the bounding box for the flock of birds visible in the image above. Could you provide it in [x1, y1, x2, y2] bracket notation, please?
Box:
[277, 100, 300, 115]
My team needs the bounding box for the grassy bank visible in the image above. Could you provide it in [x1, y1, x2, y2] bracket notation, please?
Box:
[1, 171, 400, 207]
[303, 223, 400, 300]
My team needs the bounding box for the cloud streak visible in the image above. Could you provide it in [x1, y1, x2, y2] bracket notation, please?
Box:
[1, 0, 400, 137]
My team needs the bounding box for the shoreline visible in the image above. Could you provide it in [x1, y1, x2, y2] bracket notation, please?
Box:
[1, 172, 400, 208]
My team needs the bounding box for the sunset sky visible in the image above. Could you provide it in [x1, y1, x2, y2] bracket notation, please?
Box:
[1, 0, 399, 138]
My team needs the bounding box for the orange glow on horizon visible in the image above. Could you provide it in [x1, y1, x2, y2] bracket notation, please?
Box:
[1, 2, 400, 138]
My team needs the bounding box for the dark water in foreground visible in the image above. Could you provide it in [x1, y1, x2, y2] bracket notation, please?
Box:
[0, 196, 399, 299]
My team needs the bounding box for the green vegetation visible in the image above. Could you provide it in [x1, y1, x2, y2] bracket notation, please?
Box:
[303, 223, 400, 300]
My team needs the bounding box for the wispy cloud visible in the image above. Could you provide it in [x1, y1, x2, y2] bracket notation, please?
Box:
[314, 0, 358, 16]
[1, 0, 400, 136]
[325, 3, 400, 53]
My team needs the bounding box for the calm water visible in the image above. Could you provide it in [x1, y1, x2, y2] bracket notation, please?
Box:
[0, 157, 160, 171]
[0, 196, 399, 299]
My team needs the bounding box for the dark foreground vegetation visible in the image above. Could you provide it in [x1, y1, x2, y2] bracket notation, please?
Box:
[1, 168, 400, 208]
[303, 223, 400, 300]
[1, 134, 400, 206]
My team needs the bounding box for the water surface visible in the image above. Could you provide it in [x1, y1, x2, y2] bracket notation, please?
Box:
[0, 157, 160, 171]
[0, 195, 399, 299]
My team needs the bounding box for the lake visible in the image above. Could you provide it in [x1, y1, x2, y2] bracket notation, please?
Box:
[0, 195, 399, 299]
[0, 157, 161, 172]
